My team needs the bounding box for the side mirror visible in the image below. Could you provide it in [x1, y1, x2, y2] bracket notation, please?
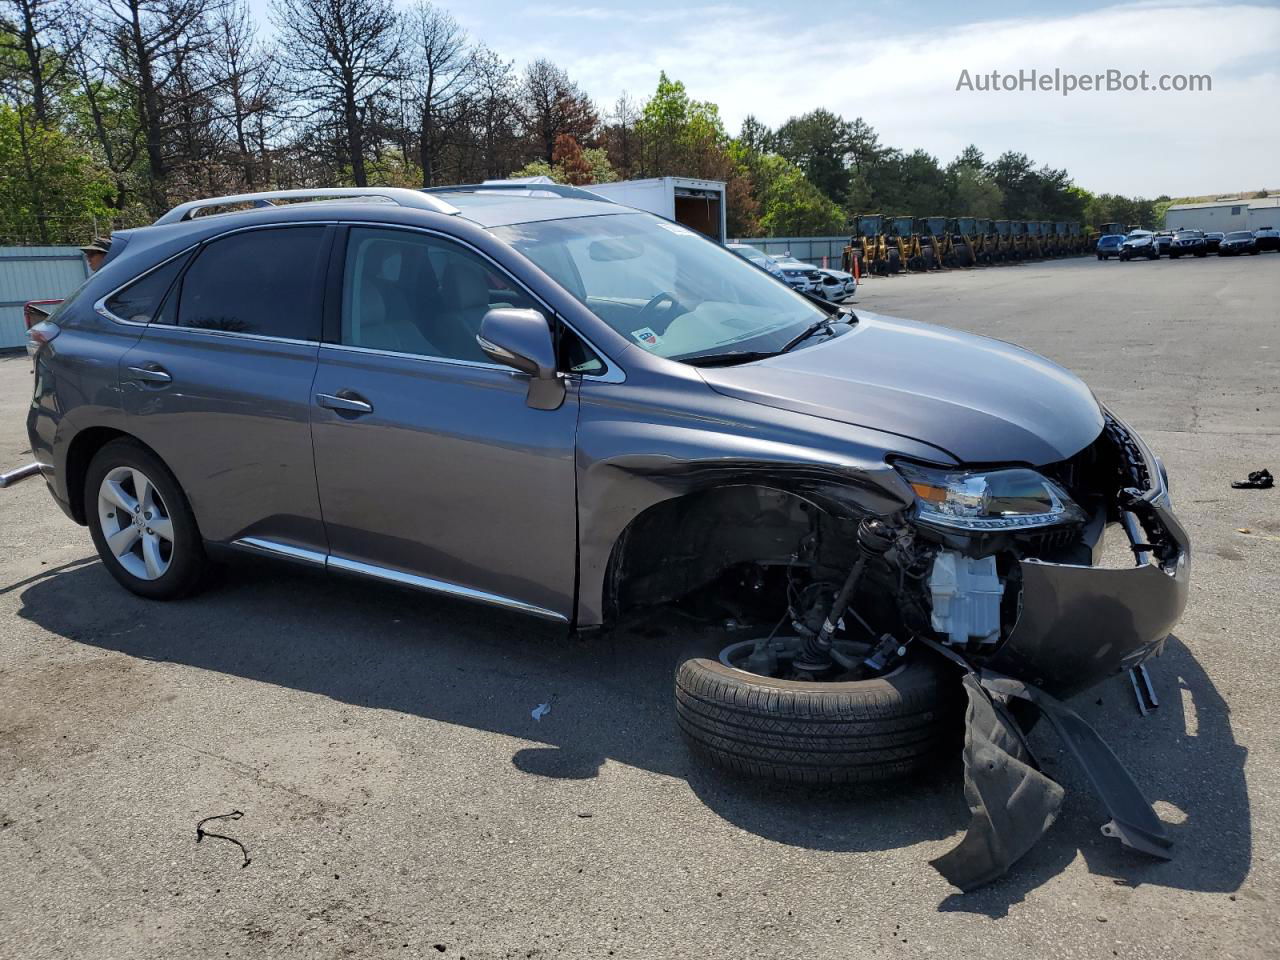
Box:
[477, 307, 565, 410]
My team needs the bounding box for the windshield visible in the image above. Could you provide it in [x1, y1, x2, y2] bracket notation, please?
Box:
[492, 213, 827, 361]
[1226, 231, 1252, 239]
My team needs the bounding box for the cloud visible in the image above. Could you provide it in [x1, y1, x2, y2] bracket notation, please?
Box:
[485, 1, 1280, 196]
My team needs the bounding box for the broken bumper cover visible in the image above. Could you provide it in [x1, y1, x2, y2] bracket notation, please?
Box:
[989, 433, 1190, 700]
[933, 420, 1189, 891]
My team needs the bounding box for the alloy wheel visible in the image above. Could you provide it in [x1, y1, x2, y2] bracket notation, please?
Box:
[97, 466, 174, 580]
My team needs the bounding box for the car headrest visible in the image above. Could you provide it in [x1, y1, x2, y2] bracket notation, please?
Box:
[441, 258, 490, 312]
[361, 239, 404, 284]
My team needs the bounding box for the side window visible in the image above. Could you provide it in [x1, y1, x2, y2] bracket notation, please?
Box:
[558, 327, 605, 376]
[104, 252, 191, 324]
[341, 227, 537, 363]
[173, 226, 326, 340]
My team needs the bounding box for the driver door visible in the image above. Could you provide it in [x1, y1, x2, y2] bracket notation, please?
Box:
[310, 226, 580, 621]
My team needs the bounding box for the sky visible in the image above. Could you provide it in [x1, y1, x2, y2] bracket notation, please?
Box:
[252, 0, 1280, 198]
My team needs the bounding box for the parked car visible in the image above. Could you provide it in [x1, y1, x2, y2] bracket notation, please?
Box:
[726, 243, 786, 279]
[816, 267, 857, 301]
[14, 184, 1190, 890]
[1118, 229, 1159, 260]
[770, 255, 823, 294]
[1095, 234, 1124, 259]
[1154, 231, 1173, 256]
[1204, 231, 1224, 252]
[1218, 230, 1259, 255]
[1255, 226, 1280, 252]
[1168, 229, 1207, 258]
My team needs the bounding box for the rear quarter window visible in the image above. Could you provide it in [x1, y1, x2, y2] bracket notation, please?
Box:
[103, 252, 192, 324]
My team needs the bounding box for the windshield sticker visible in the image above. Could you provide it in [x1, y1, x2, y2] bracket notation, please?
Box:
[631, 327, 661, 347]
[656, 222, 695, 236]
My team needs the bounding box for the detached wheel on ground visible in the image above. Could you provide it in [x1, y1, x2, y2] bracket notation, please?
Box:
[85, 439, 206, 600]
[675, 638, 961, 784]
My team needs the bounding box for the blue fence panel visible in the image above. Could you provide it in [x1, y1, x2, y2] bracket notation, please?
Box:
[0, 246, 89, 347]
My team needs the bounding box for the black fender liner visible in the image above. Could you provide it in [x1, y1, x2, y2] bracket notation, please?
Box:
[923, 640, 1173, 892]
[930, 673, 1064, 891]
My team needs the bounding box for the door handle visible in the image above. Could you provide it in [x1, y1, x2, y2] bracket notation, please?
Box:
[126, 364, 172, 384]
[316, 391, 374, 415]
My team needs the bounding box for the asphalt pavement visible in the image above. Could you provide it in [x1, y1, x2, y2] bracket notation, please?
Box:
[1, 252, 1278, 959]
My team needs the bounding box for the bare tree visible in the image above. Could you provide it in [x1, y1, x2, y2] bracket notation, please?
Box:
[208, 1, 277, 188]
[271, 0, 401, 187]
[521, 57, 596, 163]
[95, 0, 222, 214]
[401, 0, 471, 187]
[465, 45, 519, 181]
[165, 38, 224, 197]
[603, 91, 640, 179]
[67, 37, 142, 211]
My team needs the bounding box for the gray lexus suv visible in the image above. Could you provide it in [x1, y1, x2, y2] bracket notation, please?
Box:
[18, 184, 1189, 888]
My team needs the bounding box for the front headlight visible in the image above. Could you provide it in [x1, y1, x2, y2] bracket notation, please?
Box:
[894, 462, 1086, 532]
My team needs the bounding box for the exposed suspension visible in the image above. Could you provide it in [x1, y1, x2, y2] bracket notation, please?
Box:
[794, 517, 897, 672]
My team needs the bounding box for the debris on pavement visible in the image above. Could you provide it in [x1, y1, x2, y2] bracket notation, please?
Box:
[195, 810, 251, 868]
[921, 638, 1173, 891]
[1231, 468, 1274, 489]
[531, 702, 552, 722]
[930, 673, 1064, 891]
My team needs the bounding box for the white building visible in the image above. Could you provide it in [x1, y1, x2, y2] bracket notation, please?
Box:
[1165, 196, 1280, 232]
[1247, 196, 1280, 230]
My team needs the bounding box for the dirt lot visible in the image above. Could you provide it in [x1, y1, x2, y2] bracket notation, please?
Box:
[2, 253, 1279, 959]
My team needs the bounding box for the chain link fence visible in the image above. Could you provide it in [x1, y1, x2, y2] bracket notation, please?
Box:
[0, 216, 131, 247]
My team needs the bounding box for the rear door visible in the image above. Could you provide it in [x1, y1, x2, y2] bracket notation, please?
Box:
[309, 225, 580, 621]
[119, 224, 332, 553]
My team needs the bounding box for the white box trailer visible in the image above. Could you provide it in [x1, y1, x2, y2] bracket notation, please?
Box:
[586, 177, 727, 243]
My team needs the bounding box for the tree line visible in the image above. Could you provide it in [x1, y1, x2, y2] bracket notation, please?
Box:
[2, 0, 1171, 244]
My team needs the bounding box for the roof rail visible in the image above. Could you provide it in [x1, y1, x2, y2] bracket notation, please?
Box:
[423, 182, 613, 203]
[154, 187, 459, 225]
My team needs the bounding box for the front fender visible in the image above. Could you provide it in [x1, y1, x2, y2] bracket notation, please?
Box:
[573, 374, 948, 626]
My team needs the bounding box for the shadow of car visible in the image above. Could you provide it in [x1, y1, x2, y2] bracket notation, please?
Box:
[13, 556, 1252, 907]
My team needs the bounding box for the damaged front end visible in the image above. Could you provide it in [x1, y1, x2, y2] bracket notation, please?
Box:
[612, 400, 1189, 890]
[670, 411, 1189, 889]
[897, 411, 1189, 889]
[903, 411, 1189, 699]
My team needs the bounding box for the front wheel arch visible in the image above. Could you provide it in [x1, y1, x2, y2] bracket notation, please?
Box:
[600, 484, 862, 626]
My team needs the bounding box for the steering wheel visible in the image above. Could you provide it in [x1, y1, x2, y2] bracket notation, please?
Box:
[635, 292, 684, 334]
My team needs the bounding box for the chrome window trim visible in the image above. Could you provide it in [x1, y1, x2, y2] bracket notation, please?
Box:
[95, 243, 201, 327]
[95, 218, 626, 382]
[338, 221, 625, 384]
[96, 221, 337, 337]
[319, 340, 514, 373]
[143, 326, 320, 349]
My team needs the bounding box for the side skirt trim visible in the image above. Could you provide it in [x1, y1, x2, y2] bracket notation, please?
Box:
[229, 537, 568, 623]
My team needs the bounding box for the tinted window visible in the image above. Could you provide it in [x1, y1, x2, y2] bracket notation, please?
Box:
[175, 227, 326, 339]
[104, 252, 190, 324]
[341, 227, 538, 363]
